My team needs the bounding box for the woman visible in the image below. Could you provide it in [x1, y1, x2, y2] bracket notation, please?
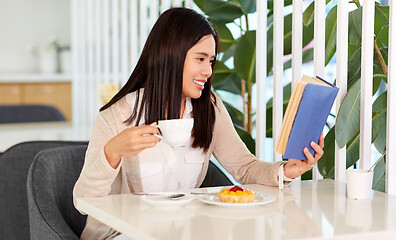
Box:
[74, 7, 324, 239]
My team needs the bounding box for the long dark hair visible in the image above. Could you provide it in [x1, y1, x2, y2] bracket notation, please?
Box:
[100, 8, 219, 152]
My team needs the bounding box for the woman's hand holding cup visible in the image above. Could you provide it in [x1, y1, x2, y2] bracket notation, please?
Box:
[104, 122, 160, 169]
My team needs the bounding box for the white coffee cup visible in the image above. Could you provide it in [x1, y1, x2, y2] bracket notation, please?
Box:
[155, 118, 194, 146]
[346, 169, 373, 200]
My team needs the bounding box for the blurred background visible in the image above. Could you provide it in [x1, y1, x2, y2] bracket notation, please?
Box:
[0, 0, 72, 151]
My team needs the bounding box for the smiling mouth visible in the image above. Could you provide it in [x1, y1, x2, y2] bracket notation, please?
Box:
[193, 80, 206, 86]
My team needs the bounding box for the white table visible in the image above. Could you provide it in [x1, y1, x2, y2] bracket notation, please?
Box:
[76, 179, 396, 240]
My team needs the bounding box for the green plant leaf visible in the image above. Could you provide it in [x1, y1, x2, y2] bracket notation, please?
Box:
[265, 83, 292, 137]
[193, 0, 205, 10]
[347, 72, 361, 92]
[348, 44, 361, 82]
[335, 79, 361, 148]
[302, 15, 315, 48]
[236, 0, 256, 14]
[375, 10, 389, 48]
[267, 22, 273, 75]
[267, 12, 274, 27]
[283, 13, 293, 55]
[302, 0, 333, 27]
[283, 47, 314, 70]
[212, 63, 241, 95]
[267, 0, 292, 10]
[346, 133, 360, 170]
[211, 21, 236, 52]
[220, 43, 236, 62]
[318, 127, 335, 178]
[320, 130, 360, 179]
[373, 158, 386, 192]
[373, 74, 386, 95]
[197, 0, 244, 23]
[235, 125, 255, 154]
[376, 25, 389, 48]
[373, 110, 387, 153]
[374, 5, 389, 36]
[349, 7, 362, 45]
[373, 59, 384, 76]
[267, 13, 314, 75]
[223, 101, 244, 128]
[303, 1, 314, 26]
[371, 92, 386, 144]
[301, 168, 312, 180]
[234, 30, 256, 85]
[325, 6, 337, 65]
[373, 91, 387, 113]
[212, 61, 234, 83]
[324, 91, 387, 179]
[283, 13, 315, 56]
[379, 48, 389, 70]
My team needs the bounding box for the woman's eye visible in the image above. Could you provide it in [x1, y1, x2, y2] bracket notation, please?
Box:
[209, 59, 215, 65]
[197, 58, 205, 62]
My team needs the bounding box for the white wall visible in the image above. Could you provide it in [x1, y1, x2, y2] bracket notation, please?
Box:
[0, 0, 70, 73]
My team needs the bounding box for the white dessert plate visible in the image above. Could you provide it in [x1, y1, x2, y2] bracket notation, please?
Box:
[140, 192, 194, 207]
[197, 192, 276, 208]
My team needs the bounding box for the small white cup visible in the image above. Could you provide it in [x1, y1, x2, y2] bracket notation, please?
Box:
[155, 118, 194, 147]
[346, 169, 373, 200]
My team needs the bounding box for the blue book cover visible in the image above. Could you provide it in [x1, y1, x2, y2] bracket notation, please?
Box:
[283, 78, 339, 160]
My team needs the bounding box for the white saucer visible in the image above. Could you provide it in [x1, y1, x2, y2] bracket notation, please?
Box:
[140, 192, 195, 208]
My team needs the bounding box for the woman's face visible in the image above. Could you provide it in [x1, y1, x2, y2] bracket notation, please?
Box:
[182, 34, 216, 99]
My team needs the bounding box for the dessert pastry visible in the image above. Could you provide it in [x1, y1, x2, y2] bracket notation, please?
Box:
[218, 186, 256, 203]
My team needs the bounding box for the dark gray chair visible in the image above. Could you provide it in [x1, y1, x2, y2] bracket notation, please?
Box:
[200, 160, 233, 188]
[27, 145, 88, 240]
[0, 104, 66, 123]
[0, 141, 88, 240]
[25, 146, 230, 240]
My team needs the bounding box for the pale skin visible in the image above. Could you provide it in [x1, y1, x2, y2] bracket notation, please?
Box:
[104, 34, 325, 180]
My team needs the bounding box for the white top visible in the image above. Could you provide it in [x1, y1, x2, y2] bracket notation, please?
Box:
[126, 94, 202, 192]
[73, 89, 288, 240]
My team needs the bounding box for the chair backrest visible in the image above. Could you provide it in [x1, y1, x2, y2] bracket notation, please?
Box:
[27, 145, 88, 240]
[0, 104, 66, 123]
[200, 160, 233, 188]
[0, 141, 87, 240]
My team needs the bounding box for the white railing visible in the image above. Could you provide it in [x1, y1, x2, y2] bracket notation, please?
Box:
[256, 0, 395, 194]
[72, 0, 185, 139]
[312, 0, 326, 180]
[360, 0, 375, 170]
[335, 0, 348, 183]
[387, 1, 396, 195]
[255, 0, 267, 161]
[272, 0, 284, 163]
[72, 0, 395, 194]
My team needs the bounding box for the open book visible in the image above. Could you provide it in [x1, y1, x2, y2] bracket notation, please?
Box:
[274, 75, 339, 160]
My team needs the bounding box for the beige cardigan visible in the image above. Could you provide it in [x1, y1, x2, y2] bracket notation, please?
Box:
[73, 91, 284, 239]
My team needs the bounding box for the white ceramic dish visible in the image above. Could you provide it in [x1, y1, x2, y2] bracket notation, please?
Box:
[197, 192, 276, 208]
[140, 192, 195, 208]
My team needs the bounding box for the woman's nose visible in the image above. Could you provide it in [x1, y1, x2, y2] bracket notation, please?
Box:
[202, 62, 212, 77]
